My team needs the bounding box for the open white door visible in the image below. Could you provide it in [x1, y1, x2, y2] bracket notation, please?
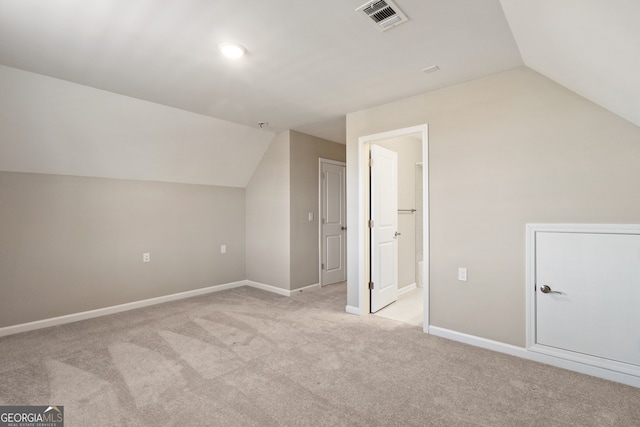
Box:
[370, 144, 398, 313]
[320, 161, 347, 286]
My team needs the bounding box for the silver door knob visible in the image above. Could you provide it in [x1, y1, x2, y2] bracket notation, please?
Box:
[394, 231, 401, 237]
[540, 285, 562, 295]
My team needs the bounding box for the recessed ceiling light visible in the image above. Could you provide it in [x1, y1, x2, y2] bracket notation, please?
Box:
[218, 42, 246, 59]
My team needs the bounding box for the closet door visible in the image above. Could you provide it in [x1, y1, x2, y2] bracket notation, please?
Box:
[535, 231, 640, 367]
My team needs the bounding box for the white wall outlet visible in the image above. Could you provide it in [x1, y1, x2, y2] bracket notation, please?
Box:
[308, 212, 314, 222]
[143, 252, 150, 263]
[220, 244, 227, 254]
[458, 267, 468, 282]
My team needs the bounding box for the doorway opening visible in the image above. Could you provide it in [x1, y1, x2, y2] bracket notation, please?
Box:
[354, 124, 429, 330]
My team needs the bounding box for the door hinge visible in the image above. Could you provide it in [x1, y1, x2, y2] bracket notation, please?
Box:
[368, 281, 374, 290]
[369, 158, 373, 167]
[322, 218, 326, 224]
[321, 263, 325, 270]
[322, 172, 326, 179]
[368, 219, 374, 228]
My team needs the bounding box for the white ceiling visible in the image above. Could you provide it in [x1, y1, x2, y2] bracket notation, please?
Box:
[0, 0, 522, 144]
[0, 1, 637, 146]
[500, 0, 640, 128]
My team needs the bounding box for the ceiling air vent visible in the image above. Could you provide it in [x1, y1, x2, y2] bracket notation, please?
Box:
[356, 0, 409, 32]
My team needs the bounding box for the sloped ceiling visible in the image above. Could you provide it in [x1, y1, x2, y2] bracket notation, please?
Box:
[0, 65, 274, 187]
[0, 0, 522, 144]
[501, 0, 640, 128]
[0, 1, 637, 187]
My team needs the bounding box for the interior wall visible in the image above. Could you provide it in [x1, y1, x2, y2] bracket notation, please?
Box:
[374, 136, 422, 289]
[245, 131, 291, 290]
[0, 171, 245, 328]
[289, 131, 346, 290]
[0, 64, 274, 328]
[0, 65, 274, 187]
[346, 67, 640, 347]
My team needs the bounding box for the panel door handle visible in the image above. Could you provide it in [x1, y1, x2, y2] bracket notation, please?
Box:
[341, 226, 347, 230]
[540, 285, 563, 295]
[394, 231, 401, 237]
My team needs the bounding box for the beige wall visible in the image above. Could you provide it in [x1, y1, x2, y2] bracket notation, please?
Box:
[0, 172, 245, 327]
[289, 130, 346, 290]
[246, 130, 346, 291]
[0, 66, 346, 327]
[245, 131, 291, 290]
[375, 136, 422, 289]
[0, 65, 273, 188]
[347, 67, 640, 346]
[0, 65, 265, 329]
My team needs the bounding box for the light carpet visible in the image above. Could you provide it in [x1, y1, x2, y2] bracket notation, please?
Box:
[0, 283, 638, 426]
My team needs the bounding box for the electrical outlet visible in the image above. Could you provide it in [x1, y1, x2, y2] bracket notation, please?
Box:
[458, 267, 467, 282]
[220, 245, 227, 254]
[143, 252, 150, 263]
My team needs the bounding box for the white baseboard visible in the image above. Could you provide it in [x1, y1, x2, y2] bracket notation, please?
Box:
[244, 280, 291, 297]
[290, 283, 321, 294]
[0, 279, 325, 338]
[245, 281, 320, 297]
[0, 280, 247, 338]
[428, 326, 640, 388]
[398, 283, 417, 296]
[345, 305, 363, 315]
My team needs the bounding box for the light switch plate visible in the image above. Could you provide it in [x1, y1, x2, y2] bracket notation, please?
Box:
[458, 267, 467, 282]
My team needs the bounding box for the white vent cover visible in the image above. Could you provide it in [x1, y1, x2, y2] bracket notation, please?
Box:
[356, 0, 409, 32]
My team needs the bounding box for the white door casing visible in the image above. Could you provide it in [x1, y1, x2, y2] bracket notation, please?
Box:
[370, 144, 398, 313]
[320, 160, 347, 286]
[350, 124, 428, 327]
[527, 224, 640, 379]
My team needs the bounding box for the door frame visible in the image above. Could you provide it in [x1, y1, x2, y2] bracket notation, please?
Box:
[526, 223, 640, 378]
[318, 158, 347, 286]
[355, 124, 429, 331]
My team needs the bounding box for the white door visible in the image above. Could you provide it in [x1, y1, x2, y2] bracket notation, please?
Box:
[370, 144, 398, 313]
[321, 161, 346, 286]
[536, 231, 640, 367]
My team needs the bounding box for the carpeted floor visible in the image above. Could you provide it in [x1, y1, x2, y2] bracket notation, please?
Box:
[0, 283, 638, 426]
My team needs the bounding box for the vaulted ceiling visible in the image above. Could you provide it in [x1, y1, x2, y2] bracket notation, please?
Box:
[0, 0, 637, 145]
[500, 0, 640, 130]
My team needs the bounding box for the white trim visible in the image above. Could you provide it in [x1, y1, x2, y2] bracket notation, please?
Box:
[429, 326, 640, 388]
[245, 280, 320, 297]
[318, 158, 347, 287]
[0, 279, 321, 338]
[290, 283, 321, 294]
[318, 159, 348, 167]
[356, 124, 429, 325]
[529, 344, 640, 378]
[345, 305, 364, 315]
[0, 280, 247, 338]
[526, 223, 640, 235]
[398, 283, 417, 296]
[244, 280, 291, 297]
[525, 223, 640, 381]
